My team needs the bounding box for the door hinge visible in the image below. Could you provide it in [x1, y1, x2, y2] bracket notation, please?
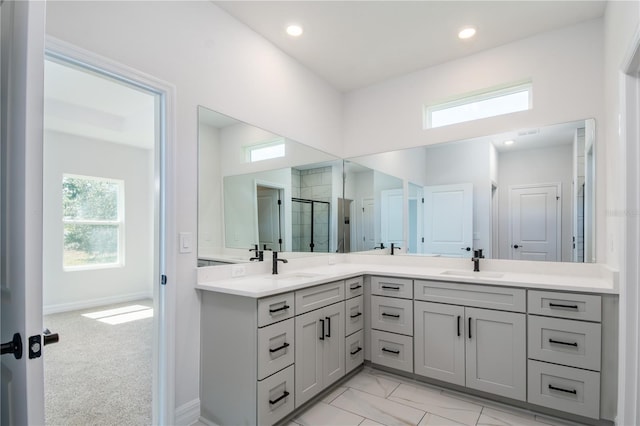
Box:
[421, 237, 424, 243]
[556, 196, 560, 200]
[278, 238, 283, 244]
[277, 199, 282, 205]
[422, 198, 424, 203]
[161, 274, 167, 285]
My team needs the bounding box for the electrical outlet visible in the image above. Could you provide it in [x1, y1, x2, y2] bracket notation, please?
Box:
[231, 265, 246, 277]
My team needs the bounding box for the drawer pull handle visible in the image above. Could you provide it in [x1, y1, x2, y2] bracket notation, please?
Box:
[549, 339, 578, 347]
[319, 319, 325, 340]
[381, 312, 400, 318]
[350, 312, 362, 319]
[548, 384, 577, 395]
[325, 316, 331, 338]
[269, 342, 290, 353]
[457, 315, 461, 337]
[269, 304, 290, 314]
[350, 284, 362, 290]
[381, 285, 400, 290]
[350, 346, 362, 355]
[549, 302, 579, 310]
[381, 347, 400, 354]
[269, 390, 290, 405]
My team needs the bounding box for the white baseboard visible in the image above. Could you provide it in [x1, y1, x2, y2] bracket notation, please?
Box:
[43, 291, 153, 315]
[175, 398, 201, 426]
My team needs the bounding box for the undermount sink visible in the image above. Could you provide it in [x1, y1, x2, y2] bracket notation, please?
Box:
[440, 270, 505, 279]
[267, 272, 324, 280]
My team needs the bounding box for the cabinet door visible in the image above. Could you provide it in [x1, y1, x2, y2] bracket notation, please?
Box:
[465, 308, 526, 401]
[295, 309, 324, 407]
[414, 301, 465, 386]
[323, 302, 345, 387]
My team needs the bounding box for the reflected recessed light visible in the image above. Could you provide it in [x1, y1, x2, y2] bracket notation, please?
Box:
[286, 25, 303, 37]
[504, 140, 515, 146]
[458, 27, 476, 40]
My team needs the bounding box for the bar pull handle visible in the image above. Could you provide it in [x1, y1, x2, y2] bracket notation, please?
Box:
[269, 342, 290, 353]
[325, 316, 331, 338]
[269, 304, 290, 314]
[269, 390, 290, 405]
[548, 384, 577, 395]
[350, 347, 363, 356]
[381, 347, 400, 354]
[350, 284, 362, 290]
[319, 319, 325, 340]
[350, 312, 362, 319]
[381, 285, 400, 290]
[549, 339, 578, 347]
[468, 317, 472, 339]
[457, 315, 461, 337]
[549, 302, 579, 310]
[381, 312, 400, 318]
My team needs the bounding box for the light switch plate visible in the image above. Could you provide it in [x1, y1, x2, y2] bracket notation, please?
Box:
[179, 232, 193, 253]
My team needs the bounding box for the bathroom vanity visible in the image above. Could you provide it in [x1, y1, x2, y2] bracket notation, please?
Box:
[197, 257, 617, 426]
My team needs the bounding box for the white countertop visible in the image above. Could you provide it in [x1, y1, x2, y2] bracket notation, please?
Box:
[195, 258, 618, 298]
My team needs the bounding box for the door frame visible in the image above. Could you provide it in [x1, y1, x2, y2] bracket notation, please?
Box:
[254, 180, 286, 251]
[507, 182, 561, 261]
[44, 36, 177, 425]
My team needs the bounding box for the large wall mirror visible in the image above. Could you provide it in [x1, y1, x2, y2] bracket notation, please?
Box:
[343, 119, 596, 263]
[198, 106, 341, 266]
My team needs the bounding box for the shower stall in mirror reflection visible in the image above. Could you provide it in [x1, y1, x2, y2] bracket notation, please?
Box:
[197, 104, 596, 265]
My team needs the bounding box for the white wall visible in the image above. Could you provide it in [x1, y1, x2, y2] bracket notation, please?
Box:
[497, 144, 574, 261]
[45, 0, 343, 414]
[43, 131, 153, 312]
[344, 19, 605, 261]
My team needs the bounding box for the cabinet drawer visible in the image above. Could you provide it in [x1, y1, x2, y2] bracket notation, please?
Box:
[371, 276, 413, 299]
[345, 295, 364, 336]
[258, 293, 295, 327]
[528, 291, 601, 322]
[296, 281, 345, 314]
[258, 318, 295, 380]
[414, 280, 526, 312]
[257, 364, 295, 426]
[371, 296, 413, 336]
[528, 316, 601, 371]
[527, 360, 600, 419]
[345, 330, 364, 374]
[346, 276, 364, 298]
[370, 329, 413, 373]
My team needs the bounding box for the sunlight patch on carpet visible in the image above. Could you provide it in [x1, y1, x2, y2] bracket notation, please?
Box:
[96, 308, 154, 325]
[82, 304, 150, 319]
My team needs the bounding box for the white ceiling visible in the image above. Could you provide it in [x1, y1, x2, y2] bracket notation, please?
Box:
[215, 0, 607, 92]
[44, 59, 156, 149]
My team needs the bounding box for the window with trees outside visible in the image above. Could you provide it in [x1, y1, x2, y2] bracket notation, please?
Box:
[62, 174, 124, 270]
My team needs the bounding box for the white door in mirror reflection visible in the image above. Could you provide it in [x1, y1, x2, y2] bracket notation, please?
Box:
[509, 184, 560, 261]
[381, 189, 403, 246]
[424, 184, 473, 257]
[361, 198, 375, 250]
[257, 186, 283, 251]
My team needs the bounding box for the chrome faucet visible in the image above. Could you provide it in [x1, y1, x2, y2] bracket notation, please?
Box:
[272, 251, 288, 274]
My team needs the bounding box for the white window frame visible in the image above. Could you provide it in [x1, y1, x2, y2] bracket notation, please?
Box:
[424, 81, 533, 129]
[246, 137, 286, 163]
[62, 173, 125, 271]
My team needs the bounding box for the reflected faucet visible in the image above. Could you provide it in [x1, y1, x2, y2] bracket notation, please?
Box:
[472, 249, 484, 272]
[374, 243, 386, 250]
[390, 243, 401, 255]
[272, 251, 288, 275]
[249, 244, 263, 262]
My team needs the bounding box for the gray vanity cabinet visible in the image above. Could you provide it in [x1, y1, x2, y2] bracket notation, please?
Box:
[414, 280, 527, 401]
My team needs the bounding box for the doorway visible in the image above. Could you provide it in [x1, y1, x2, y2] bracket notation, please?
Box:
[42, 54, 160, 424]
[256, 185, 284, 251]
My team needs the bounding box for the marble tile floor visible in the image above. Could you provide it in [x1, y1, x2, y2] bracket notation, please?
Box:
[285, 367, 589, 426]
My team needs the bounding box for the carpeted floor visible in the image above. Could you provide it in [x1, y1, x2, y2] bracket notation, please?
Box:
[43, 300, 153, 426]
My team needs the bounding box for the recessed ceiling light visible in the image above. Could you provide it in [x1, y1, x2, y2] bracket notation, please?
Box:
[504, 140, 515, 146]
[286, 25, 303, 37]
[458, 27, 476, 40]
